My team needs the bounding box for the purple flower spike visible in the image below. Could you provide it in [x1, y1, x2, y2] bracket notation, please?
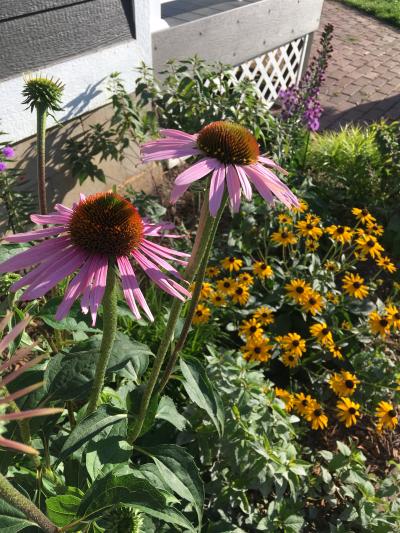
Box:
[2, 146, 15, 159]
[0, 162, 7, 172]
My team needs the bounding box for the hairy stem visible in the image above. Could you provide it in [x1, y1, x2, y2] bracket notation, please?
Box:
[157, 195, 227, 393]
[0, 473, 58, 532]
[86, 266, 118, 415]
[37, 105, 48, 215]
[127, 197, 217, 444]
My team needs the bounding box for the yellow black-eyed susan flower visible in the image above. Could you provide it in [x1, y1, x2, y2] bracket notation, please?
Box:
[239, 318, 263, 340]
[352, 207, 375, 225]
[241, 337, 272, 362]
[220, 256, 243, 272]
[369, 311, 391, 337]
[386, 304, 400, 330]
[328, 344, 343, 360]
[305, 239, 320, 252]
[210, 292, 226, 307]
[277, 213, 293, 225]
[336, 397, 360, 428]
[365, 220, 384, 236]
[292, 199, 309, 214]
[275, 388, 294, 412]
[342, 272, 369, 299]
[305, 403, 328, 430]
[326, 291, 340, 305]
[376, 256, 396, 273]
[231, 283, 249, 306]
[301, 291, 324, 315]
[285, 278, 312, 304]
[326, 224, 353, 244]
[237, 272, 254, 286]
[271, 229, 297, 247]
[356, 234, 384, 259]
[293, 393, 317, 417]
[375, 401, 398, 432]
[328, 370, 360, 397]
[296, 217, 323, 240]
[253, 306, 275, 326]
[205, 266, 221, 278]
[281, 352, 300, 368]
[324, 260, 338, 273]
[279, 332, 306, 357]
[309, 321, 333, 346]
[252, 261, 273, 279]
[192, 304, 211, 325]
[216, 277, 235, 295]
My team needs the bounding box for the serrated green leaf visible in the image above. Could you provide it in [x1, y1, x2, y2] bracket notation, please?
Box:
[141, 444, 204, 526]
[155, 395, 189, 431]
[180, 356, 224, 436]
[46, 494, 81, 527]
[0, 499, 35, 533]
[60, 404, 127, 459]
[44, 333, 151, 401]
[78, 470, 195, 532]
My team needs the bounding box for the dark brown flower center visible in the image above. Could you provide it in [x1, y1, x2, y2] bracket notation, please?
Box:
[388, 409, 396, 418]
[236, 287, 244, 295]
[353, 281, 361, 289]
[229, 257, 235, 263]
[288, 355, 294, 361]
[362, 208, 369, 216]
[345, 380, 354, 389]
[337, 227, 345, 234]
[197, 121, 259, 165]
[366, 240, 374, 248]
[296, 286, 304, 294]
[250, 326, 257, 333]
[380, 318, 388, 327]
[196, 310, 203, 317]
[292, 340, 300, 347]
[302, 399, 308, 406]
[306, 223, 313, 230]
[254, 347, 261, 354]
[281, 232, 289, 239]
[348, 407, 356, 415]
[322, 328, 329, 335]
[69, 193, 143, 257]
[223, 281, 231, 288]
[309, 298, 317, 305]
[314, 409, 322, 417]
[394, 313, 400, 320]
[260, 263, 267, 270]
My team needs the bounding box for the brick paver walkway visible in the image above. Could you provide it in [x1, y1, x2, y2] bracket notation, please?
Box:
[312, 1, 400, 129]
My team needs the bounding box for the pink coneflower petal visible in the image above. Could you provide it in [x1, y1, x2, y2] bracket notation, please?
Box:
[141, 239, 189, 259]
[245, 164, 298, 208]
[235, 165, 252, 201]
[226, 165, 241, 213]
[1, 407, 62, 422]
[0, 236, 72, 273]
[132, 250, 190, 300]
[170, 182, 192, 204]
[89, 256, 108, 325]
[55, 203, 73, 215]
[174, 158, 217, 186]
[258, 155, 288, 175]
[55, 255, 97, 321]
[31, 213, 71, 225]
[20, 248, 88, 301]
[117, 256, 154, 321]
[139, 243, 183, 280]
[0, 436, 39, 455]
[140, 241, 187, 267]
[1, 354, 46, 387]
[0, 317, 30, 354]
[5, 226, 67, 243]
[209, 164, 226, 217]
[0, 345, 36, 374]
[159, 129, 197, 141]
[0, 382, 43, 404]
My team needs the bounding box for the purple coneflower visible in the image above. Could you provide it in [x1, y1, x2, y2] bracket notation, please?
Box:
[0, 192, 190, 324]
[141, 121, 298, 216]
[0, 314, 62, 455]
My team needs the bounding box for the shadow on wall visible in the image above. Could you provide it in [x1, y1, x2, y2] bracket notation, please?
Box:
[321, 94, 400, 130]
[63, 78, 104, 121]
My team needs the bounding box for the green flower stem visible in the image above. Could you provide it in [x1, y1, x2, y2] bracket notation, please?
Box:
[157, 195, 227, 394]
[127, 196, 219, 445]
[0, 472, 58, 532]
[37, 106, 48, 215]
[86, 265, 118, 415]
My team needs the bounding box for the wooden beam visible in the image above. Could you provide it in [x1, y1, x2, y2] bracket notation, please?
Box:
[152, 0, 324, 73]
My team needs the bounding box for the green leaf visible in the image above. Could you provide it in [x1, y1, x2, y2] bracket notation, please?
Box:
[180, 356, 224, 436]
[155, 395, 189, 431]
[46, 494, 81, 527]
[0, 499, 35, 533]
[38, 297, 98, 332]
[78, 470, 195, 532]
[142, 444, 204, 526]
[60, 404, 128, 459]
[85, 429, 132, 482]
[44, 332, 151, 401]
[336, 441, 351, 457]
[0, 244, 30, 263]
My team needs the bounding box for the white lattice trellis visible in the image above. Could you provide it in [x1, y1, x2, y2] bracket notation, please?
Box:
[231, 35, 310, 107]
